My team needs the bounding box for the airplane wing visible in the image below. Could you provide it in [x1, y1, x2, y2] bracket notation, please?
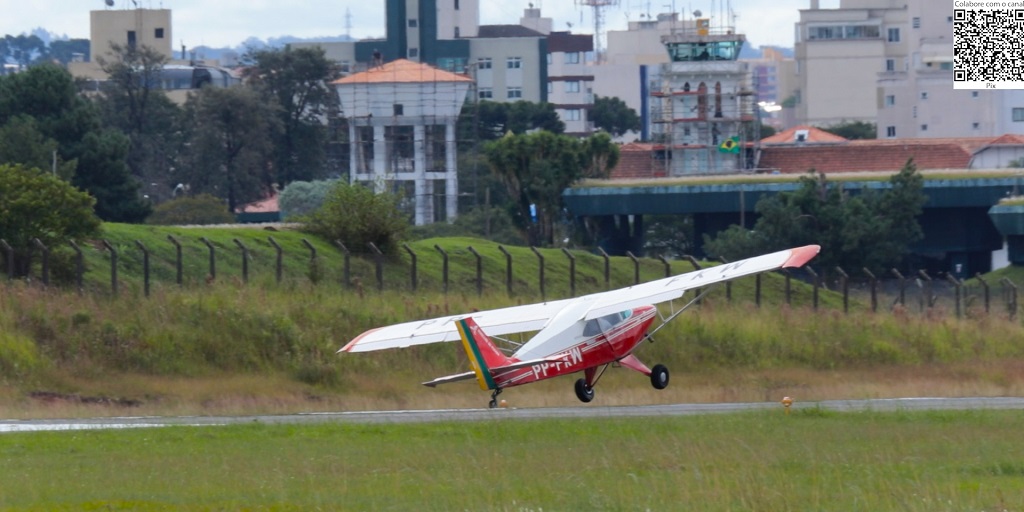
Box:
[581, 245, 820, 320]
[340, 298, 576, 353]
[341, 245, 819, 353]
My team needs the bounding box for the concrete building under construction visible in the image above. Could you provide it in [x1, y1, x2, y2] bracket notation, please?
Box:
[331, 59, 472, 225]
[648, 20, 756, 174]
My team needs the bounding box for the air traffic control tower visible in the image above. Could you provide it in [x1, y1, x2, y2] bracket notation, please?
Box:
[648, 18, 755, 175]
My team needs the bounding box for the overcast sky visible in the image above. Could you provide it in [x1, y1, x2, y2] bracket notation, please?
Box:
[0, 0, 839, 50]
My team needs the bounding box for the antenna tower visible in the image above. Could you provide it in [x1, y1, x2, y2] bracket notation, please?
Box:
[345, 7, 353, 40]
[575, 0, 619, 63]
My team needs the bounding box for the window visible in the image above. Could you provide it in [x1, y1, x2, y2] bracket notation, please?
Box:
[1013, 108, 1024, 122]
[393, 104, 404, 116]
[339, 60, 351, 73]
[477, 57, 492, 69]
[972, 91, 979, 98]
[885, 59, 895, 72]
[127, 30, 136, 47]
[888, 27, 900, 42]
[154, 28, 164, 38]
[478, 88, 492, 99]
[973, 122, 981, 129]
[408, 19, 418, 28]
[886, 126, 896, 137]
[547, 82, 552, 94]
[564, 109, 582, 121]
[408, 47, 419, 58]
[507, 87, 522, 99]
[885, 94, 895, 106]
[454, 26, 460, 38]
[912, 17, 920, 28]
[920, 91, 928, 100]
[454, 0, 459, 9]
[920, 124, 928, 131]
[564, 81, 580, 93]
[565, 52, 580, 64]
[507, 57, 522, 69]
[546, 53, 551, 65]
[948, 16, 954, 22]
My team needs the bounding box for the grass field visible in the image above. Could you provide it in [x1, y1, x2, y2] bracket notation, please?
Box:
[1, 410, 1022, 511]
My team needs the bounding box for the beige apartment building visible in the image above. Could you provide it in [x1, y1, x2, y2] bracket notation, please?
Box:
[794, 0, 907, 128]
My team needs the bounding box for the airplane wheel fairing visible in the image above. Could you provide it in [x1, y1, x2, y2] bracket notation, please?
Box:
[574, 378, 595, 403]
[650, 364, 669, 390]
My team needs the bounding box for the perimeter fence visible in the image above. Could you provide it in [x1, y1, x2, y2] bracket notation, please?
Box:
[1, 236, 1019, 320]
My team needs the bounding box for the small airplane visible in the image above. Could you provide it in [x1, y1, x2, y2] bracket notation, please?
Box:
[341, 245, 819, 408]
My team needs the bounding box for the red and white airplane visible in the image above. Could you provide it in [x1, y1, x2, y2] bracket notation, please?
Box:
[341, 245, 819, 408]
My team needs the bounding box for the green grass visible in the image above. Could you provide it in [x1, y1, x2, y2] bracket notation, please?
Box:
[1, 410, 1022, 511]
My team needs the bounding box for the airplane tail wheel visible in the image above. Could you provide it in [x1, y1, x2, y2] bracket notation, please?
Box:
[650, 364, 669, 390]
[574, 378, 595, 403]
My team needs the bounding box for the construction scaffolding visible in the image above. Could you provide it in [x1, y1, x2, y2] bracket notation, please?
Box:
[648, 25, 756, 175]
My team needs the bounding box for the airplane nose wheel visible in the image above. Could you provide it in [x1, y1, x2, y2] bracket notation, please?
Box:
[574, 378, 595, 403]
[650, 364, 669, 390]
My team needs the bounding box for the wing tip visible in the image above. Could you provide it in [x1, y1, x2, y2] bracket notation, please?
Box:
[339, 327, 383, 353]
[782, 245, 820, 269]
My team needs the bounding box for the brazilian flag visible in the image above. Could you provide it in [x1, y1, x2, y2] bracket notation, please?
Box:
[718, 136, 740, 154]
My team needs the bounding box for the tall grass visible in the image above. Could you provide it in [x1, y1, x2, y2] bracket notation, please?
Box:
[2, 275, 1024, 413]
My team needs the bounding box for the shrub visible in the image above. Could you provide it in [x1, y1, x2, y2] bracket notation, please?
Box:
[147, 194, 236, 225]
[278, 179, 336, 220]
[303, 181, 408, 256]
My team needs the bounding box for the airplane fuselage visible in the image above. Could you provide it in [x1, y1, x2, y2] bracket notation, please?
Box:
[490, 305, 658, 389]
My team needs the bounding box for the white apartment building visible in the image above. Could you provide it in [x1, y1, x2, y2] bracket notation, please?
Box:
[796, 0, 1024, 139]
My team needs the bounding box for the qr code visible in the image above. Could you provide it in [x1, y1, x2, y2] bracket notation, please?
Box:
[954, 9, 1024, 82]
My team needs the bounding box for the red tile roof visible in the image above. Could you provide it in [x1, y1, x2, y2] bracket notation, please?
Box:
[331, 59, 473, 85]
[761, 125, 848, 145]
[609, 143, 666, 179]
[237, 194, 279, 214]
[758, 137, 999, 174]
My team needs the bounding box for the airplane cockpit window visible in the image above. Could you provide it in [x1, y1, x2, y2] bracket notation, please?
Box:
[582, 310, 632, 337]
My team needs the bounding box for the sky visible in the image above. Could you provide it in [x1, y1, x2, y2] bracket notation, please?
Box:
[0, 0, 841, 50]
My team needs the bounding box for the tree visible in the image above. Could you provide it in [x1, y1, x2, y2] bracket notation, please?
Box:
[0, 163, 100, 277]
[590, 95, 641, 137]
[179, 86, 280, 212]
[147, 194, 235, 225]
[582, 131, 620, 179]
[702, 160, 926, 273]
[0, 63, 150, 222]
[95, 42, 181, 191]
[820, 120, 876, 140]
[460, 100, 565, 143]
[485, 130, 588, 245]
[243, 46, 338, 185]
[303, 181, 408, 257]
[3, 34, 46, 67]
[47, 39, 90, 65]
[0, 115, 76, 179]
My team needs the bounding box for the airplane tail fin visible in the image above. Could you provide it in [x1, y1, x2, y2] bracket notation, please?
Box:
[455, 317, 512, 390]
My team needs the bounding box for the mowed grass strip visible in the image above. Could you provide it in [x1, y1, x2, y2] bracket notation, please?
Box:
[1, 410, 1022, 511]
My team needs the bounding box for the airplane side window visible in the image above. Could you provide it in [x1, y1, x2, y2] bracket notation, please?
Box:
[583, 319, 602, 337]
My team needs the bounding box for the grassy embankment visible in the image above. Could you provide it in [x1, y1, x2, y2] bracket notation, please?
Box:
[1, 410, 1022, 510]
[1, 223, 1023, 416]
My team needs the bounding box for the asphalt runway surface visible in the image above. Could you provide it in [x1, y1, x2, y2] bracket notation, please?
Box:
[2, 397, 1024, 433]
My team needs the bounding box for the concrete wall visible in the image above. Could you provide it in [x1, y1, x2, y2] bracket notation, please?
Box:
[90, 8, 172, 62]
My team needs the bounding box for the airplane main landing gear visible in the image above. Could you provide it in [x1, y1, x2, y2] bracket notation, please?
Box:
[650, 364, 669, 390]
[488, 388, 503, 409]
[574, 378, 595, 403]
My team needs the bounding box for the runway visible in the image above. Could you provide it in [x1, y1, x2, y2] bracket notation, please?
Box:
[2, 396, 1023, 433]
